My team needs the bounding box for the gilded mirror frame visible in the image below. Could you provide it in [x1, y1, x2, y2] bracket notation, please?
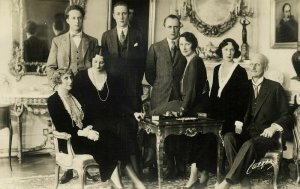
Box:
[9, 0, 87, 81]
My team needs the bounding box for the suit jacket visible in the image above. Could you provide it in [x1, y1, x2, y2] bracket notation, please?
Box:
[46, 32, 98, 81]
[145, 39, 187, 110]
[101, 27, 146, 113]
[23, 36, 49, 62]
[210, 64, 249, 133]
[244, 79, 292, 136]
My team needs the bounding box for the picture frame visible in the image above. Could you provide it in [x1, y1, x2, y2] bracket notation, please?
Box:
[270, 0, 299, 48]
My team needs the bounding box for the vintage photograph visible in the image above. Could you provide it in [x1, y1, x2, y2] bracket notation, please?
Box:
[0, 0, 300, 189]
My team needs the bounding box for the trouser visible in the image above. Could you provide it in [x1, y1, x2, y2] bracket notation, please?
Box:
[224, 132, 277, 183]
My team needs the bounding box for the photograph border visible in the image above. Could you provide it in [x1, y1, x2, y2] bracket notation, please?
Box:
[270, 0, 299, 49]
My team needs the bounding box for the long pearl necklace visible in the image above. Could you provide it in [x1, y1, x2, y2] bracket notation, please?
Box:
[91, 69, 109, 102]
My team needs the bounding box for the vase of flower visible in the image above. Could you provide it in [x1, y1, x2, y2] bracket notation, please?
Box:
[292, 42, 300, 79]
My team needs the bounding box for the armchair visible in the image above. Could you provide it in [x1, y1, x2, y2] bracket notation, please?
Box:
[293, 107, 300, 184]
[0, 104, 12, 171]
[52, 130, 98, 189]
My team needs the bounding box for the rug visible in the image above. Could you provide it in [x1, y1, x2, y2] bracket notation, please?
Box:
[0, 173, 298, 189]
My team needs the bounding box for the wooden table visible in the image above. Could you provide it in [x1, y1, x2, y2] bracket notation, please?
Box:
[139, 117, 224, 189]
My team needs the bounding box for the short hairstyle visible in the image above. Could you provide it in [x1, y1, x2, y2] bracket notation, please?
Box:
[65, 5, 85, 18]
[163, 14, 181, 27]
[53, 19, 64, 31]
[24, 21, 37, 35]
[89, 46, 104, 62]
[179, 32, 198, 51]
[215, 38, 241, 58]
[51, 68, 74, 87]
[250, 53, 269, 71]
[282, 3, 291, 13]
[113, 1, 129, 13]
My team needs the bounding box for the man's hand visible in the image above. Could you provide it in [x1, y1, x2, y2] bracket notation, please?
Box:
[260, 126, 277, 138]
[235, 125, 243, 134]
[134, 112, 145, 121]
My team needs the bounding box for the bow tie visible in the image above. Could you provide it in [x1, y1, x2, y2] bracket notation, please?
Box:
[71, 33, 81, 38]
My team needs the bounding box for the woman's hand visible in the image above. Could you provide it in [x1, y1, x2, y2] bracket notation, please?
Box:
[77, 125, 99, 141]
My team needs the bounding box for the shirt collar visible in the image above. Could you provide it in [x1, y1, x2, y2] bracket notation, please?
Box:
[166, 37, 178, 48]
[252, 76, 264, 86]
[69, 31, 82, 38]
[117, 26, 128, 36]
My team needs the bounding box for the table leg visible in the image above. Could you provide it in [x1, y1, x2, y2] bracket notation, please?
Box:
[156, 129, 165, 189]
[17, 116, 22, 163]
[217, 131, 224, 183]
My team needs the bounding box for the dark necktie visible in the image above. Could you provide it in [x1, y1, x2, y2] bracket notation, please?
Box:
[119, 30, 126, 46]
[171, 40, 176, 59]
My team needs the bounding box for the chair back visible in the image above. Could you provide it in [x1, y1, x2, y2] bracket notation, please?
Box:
[0, 104, 10, 130]
[293, 107, 300, 160]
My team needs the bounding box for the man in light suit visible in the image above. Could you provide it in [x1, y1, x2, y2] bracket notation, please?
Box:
[46, 5, 98, 84]
[216, 54, 292, 189]
[101, 1, 147, 176]
[145, 15, 187, 178]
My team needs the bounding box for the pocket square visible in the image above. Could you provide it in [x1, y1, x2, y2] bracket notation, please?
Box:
[134, 43, 139, 47]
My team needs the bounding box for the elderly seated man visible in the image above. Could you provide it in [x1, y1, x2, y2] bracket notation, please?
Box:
[215, 53, 292, 189]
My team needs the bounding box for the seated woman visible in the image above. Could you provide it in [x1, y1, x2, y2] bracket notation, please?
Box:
[71, 46, 146, 189]
[47, 68, 123, 188]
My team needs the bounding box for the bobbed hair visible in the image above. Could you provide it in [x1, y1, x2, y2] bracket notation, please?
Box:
[215, 38, 241, 59]
[179, 32, 198, 51]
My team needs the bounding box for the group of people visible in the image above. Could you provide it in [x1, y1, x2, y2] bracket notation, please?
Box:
[46, 1, 292, 189]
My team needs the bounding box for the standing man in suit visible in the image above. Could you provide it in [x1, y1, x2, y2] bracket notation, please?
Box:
[145, 15, 187, 178]
[101, 1, 147, 176]
[216, 54, 292, 189]
[46, 5, 98, 83]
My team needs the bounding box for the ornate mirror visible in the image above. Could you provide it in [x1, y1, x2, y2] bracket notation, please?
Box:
[10, 0, 70, 80]
[178, 0, 253, 37]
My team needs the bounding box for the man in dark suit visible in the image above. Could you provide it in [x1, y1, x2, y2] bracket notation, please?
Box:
[216, 54, 292, 189]
[101, 1, 147, 175]
[46, 5, 98, 84]
[145, 15, 187, 178]
[23, 21, 49, 71]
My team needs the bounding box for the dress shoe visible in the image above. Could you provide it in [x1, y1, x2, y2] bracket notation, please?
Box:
[60, 170, 73, 184]
[181, 180, 201, 189]
[143, 159, 156, 168]
[86, 172, 100, 182]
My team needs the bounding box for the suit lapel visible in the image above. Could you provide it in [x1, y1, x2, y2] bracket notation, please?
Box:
[162, 39, 173, 66]
[81, 32, 89, 57]
[127, 28, 135, 58]
[110, 28, 119, 56]
[62, 33, 70, 64]
[253, 80, 270, 118]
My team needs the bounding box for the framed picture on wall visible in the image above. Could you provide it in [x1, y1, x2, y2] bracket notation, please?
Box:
[271, 0, 299, 48]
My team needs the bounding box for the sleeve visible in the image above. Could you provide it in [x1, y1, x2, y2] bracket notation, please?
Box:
[136, 32, 147, 83]
[181, 59, 207, 111]
[46, 39, 58, 84]
[145, 44, 156, 86]
[47, 96, 79, 137]
[273, 84, 292, 130]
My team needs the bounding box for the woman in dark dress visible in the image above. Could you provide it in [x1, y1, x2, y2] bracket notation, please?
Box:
[210, 38, 250, 135]
[71, 46, 146, 189]
[47, 68, 123, 187]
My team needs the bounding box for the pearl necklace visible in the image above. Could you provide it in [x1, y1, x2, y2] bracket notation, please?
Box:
[91, 69, 109, 102]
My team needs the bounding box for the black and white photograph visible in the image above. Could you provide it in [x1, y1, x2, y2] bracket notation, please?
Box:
[0, 0, 300, 189]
